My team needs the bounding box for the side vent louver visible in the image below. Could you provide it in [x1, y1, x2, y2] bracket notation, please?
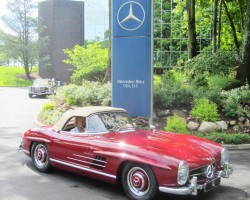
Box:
[90, 155, 107, 170]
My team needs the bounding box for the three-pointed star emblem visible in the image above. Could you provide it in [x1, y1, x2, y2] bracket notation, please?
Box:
[120, 2, 142, 24]
[117, 1, 145, 31]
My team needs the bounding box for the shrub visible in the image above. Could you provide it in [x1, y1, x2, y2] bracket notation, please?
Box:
[154, 70, 192, 108]
[39, 109, 63, 125]
[188, 75, 239, 105]
[195, 132, 250, 144]
[52, 81, 111, 107]
[189, 86, 222, 105]
[190, 98, 219, 122]
[63, 43, 108, 84]
[164, 113, 188, 133]
[207, 75, 239, 90]
[183, 48, 239, 78]
[221, 84, 250, 118]
[42, 102, 55, 112]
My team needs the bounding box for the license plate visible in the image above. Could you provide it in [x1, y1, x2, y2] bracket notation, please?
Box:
[204, 177, 221, 192]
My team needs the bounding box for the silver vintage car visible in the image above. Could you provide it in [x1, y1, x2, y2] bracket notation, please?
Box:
[28, 78, 57, 98]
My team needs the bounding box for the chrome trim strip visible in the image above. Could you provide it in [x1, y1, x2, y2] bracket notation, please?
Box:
[74, 154, 107, 164]
[50, 158, 115, 179]
[67, 157, 106, 168]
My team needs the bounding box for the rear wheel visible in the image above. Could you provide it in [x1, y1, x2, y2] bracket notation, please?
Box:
[31, 143, 51, 172]
[122, 163, 158, 200]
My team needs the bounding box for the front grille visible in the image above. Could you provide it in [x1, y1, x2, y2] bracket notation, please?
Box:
[34, 87, 46, 93]
[189, 163, 216, 181]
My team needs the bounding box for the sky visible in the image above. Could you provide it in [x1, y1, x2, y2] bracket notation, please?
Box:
[0, 0, 8, 28]
[0, 0, 40, 30]
[0, 0, 109, 40]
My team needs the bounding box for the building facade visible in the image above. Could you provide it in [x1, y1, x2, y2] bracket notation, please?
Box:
[38, 0, 84, 83]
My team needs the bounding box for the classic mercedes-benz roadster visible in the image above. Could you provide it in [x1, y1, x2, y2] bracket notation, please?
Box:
[19, 106, 233, 200]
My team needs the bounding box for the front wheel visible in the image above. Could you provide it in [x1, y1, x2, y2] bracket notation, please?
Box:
[122, 163, 158, 200]
[31, 143, 51, 172]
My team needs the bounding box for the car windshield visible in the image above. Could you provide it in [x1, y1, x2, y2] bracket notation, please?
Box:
[95, 112, 134, 132]
[33, 79, 52, 86]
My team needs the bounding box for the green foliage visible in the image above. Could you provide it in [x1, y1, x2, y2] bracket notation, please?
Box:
[40, 81, 111, 125]
[39, 109, 63, 125]
[189, 86, 222, 105]
[42, 102, 55, 112]
[63, 42, 108, 84]
[53, 81, 111, 107]
[207, 75, 239, 90]
[2, 0, 39, 78]
[164, 113, 188, 133]
[221, 84, 250, 118]
[188, 75, 239, 105]
[190, 98, 219, 122]
[196, 132, 250, 145]
[0, 66, 37, 86]
[154, 70, 192, 108]
[183, 48, 239, 78]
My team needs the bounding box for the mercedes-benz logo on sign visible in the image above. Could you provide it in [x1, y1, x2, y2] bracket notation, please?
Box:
[206, 164, 215, 179]
[117, 1, 145, 31]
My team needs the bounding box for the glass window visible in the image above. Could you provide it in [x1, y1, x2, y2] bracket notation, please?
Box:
[87, 114, 107, 133]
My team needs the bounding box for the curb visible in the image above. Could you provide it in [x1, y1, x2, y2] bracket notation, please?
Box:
[34, 113, 45, 128]
[34, 115, 250, 150]
[223, 144, 250, 150]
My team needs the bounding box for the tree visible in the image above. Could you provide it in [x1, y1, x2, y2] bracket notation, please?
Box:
[1, 0, 38, 80]
[63, 42, 108, 84]
[237, 0, 250, 84]
[222, 0, 240, 50]
[186, 0, 197, 59]
[103, 0, 112, 83]
[212, 0, 218, 53]
[0, 29, 9, 65]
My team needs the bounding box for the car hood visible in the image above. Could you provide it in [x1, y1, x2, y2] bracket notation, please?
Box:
[99, 129, 222, 168]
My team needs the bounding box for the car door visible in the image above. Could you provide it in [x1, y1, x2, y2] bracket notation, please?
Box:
[49, 121, 92, 170]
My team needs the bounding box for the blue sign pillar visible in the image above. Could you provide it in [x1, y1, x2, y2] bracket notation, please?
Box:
[112, 0, 153, 119]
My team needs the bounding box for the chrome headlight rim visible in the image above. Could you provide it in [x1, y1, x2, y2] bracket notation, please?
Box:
[177, 160, 189, 185]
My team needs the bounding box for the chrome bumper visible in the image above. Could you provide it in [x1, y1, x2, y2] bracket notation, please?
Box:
[159, 165, 233, 196]
[18, 144, 23, 151]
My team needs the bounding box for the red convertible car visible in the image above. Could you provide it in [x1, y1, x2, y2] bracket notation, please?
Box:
[19, 106, 233, 200]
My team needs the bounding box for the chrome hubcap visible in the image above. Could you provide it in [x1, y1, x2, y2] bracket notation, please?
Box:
[34, 144, 48, 167]
[127, 167, 150, 196]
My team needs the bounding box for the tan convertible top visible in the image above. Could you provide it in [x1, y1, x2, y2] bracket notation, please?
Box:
[52, 106, 126, 132]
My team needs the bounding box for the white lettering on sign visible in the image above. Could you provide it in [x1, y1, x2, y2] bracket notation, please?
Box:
[117, 79, 145, 89]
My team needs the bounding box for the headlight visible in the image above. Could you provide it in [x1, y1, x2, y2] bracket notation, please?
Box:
[221, 147, 229, 167]
[178, 160, 189, 185]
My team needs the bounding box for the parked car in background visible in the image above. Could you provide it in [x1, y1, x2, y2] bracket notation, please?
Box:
[19, 106, 233, 200]
[28, 78, 57, 98]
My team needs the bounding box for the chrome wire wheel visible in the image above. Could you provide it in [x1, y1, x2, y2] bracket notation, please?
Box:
[127, 167, 150, 196]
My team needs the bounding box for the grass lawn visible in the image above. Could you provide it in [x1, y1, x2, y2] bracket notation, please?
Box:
[0, 66, 38, 86]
